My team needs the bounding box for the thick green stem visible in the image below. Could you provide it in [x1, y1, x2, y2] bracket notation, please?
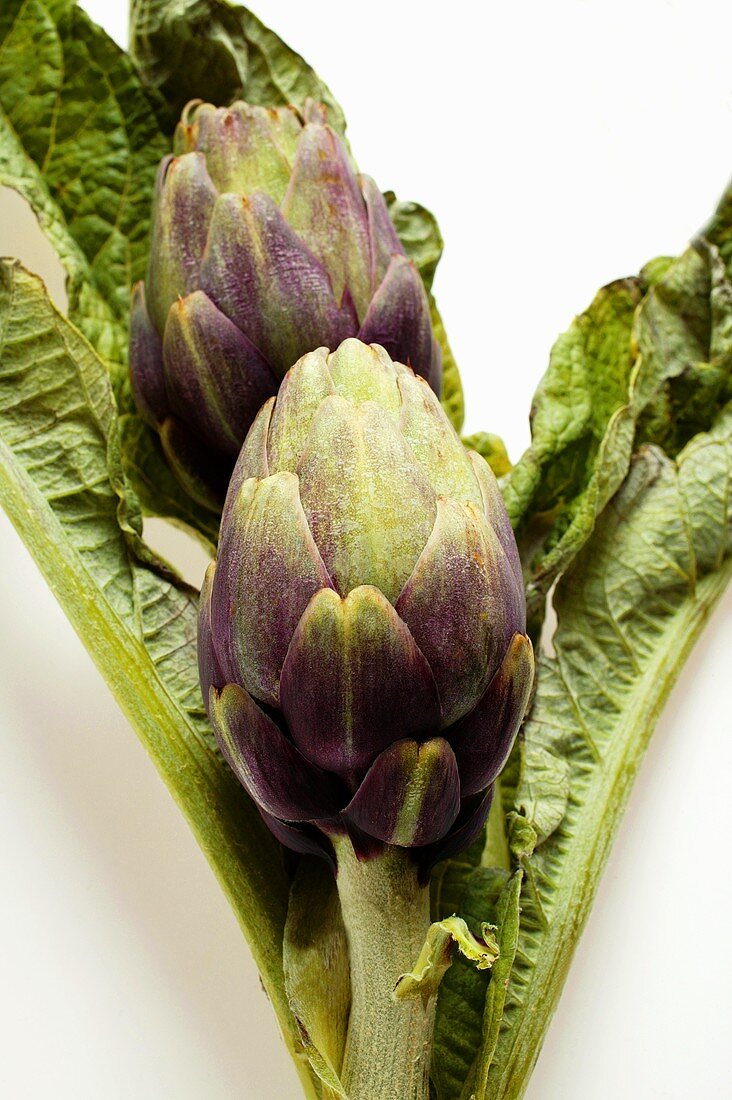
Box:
[333, 838, 434, 1100]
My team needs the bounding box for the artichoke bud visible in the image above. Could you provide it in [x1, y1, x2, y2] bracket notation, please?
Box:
[198, 340, 533, 872]
[131, 99, 441, 510]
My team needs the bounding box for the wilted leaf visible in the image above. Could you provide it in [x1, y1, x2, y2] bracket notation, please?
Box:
[505, 240, 732, 632]
[130, 0, 346, 134]
[503, 276, 641, 629]
[634, 241, 732, 455]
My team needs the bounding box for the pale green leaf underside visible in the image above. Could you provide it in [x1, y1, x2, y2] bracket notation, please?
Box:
[429, 404, 730, 1100]
[481, 408, 731, 1097]
[0, 260, 310, 1084]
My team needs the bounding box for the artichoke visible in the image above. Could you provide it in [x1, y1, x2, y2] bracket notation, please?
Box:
[198, 340, 533, 872]
[130, 100, 441, 509]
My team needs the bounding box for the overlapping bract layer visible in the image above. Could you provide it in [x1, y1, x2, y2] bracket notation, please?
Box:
[199, 341, 533, 870]
[130, 99, 441, 510]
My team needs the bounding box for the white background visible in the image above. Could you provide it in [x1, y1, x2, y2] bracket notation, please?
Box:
[1, 1, 731, 1097]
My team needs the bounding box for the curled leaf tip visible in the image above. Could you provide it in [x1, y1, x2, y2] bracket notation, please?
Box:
[393, 915, 500, 1003]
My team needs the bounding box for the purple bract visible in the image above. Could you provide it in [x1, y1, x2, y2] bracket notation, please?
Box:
[198, 340, 533, 873]
[130, 100, 441, 510]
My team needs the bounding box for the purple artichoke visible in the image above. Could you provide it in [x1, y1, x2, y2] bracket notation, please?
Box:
[130, 99, 441, 510]
[198, 340, 533, 873]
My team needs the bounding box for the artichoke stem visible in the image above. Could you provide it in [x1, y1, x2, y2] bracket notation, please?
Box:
[333, 837, 435, 1100]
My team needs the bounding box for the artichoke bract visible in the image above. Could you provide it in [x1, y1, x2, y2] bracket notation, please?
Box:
[130, 99, 441, 510]
[198, 340, 532, 873]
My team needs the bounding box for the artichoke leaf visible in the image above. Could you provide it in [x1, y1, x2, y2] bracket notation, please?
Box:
[0, 0, 167, 388]
[503, 276, 642, 631]
[129, 0, 347, 136]
[430, 406, 730, 1099]
[506, 232, 732, 634]
[482, 409, 731, 1098]
[0, 260, 312, 1092]
[429, 867, 516, 1100]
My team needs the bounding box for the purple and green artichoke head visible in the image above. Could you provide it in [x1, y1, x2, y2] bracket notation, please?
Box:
[199, 340, 533, 873]
[200, 338, 530, 871]
[130, 98, 441, 511]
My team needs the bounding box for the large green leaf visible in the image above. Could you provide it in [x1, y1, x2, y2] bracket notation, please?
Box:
[0, 0, 167, 386]
[129, 0, 346, 134]
[505, 240, 732, 631]
[0, 259, 318, 1099]
[429, 241, 731, 1097]
[476, 409, 731, 1097]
